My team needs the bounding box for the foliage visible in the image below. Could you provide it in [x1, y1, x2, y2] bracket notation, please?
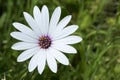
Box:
[0, 0, 120, 80]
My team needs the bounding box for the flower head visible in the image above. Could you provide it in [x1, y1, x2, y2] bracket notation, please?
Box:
[10, 5, 82, 74]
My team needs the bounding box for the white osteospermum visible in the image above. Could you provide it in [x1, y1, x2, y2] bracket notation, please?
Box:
[10, 5, 82, 74]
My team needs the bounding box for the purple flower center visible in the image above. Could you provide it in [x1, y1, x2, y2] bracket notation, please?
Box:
[39, 35, 51, 49]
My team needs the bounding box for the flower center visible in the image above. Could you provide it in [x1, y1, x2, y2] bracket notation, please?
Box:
[39, 35, 51, 49]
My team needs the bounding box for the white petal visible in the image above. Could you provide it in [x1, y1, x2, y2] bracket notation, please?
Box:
[17, 47, 40, 62]
[12, 42, 39, 50]
[38, 50, 46, 74]
[28, 49, 44, 72]
[33, 6, 43, 34]
[52, 43, 77, 53]
[57, 15, 72, 29]
[47, 49, 57, 73]
[41, 5, 49, 34]
[53, 15, 72, 37]
[53, 36, 82, 44]
[54, 25, 79, 40]
[23, 12, 41, 36]
[33, 6, 41, 25]
[10, 32, 38, 43]
[49, 7, 61, 35]
[28, 51, 40, 72]
[50, 48, 69, 65]
[13, 22, 38, 39]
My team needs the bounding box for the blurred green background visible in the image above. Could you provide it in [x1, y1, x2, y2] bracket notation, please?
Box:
[0, 0, 120, 80]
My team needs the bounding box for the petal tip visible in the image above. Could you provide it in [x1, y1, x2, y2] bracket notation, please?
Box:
[69, 15, 72, 19]
[17, 55, 25, 62]
[81, 38, 83, 41]
[73, 49, 77, 54]
[17, 58, 21, 62]
[23, 12, 26, 15]
[34, 5, 38, 8]
[28, 67, 34, 72]
[34, 6, 39, 11]
[79, 37, 83, 42]
[57, 6, 61, 10]
[52, 70, 57, 73]
[11, 46, 15, 50]
[10, 32, 14, 37]
[12, 22, 16, 26]
[43, 5, 47, 8]
[75, 25, 79, 29]
[38, 70, 43, 75]
[63, 61, 69, 65]
[23, 12, 28, 16]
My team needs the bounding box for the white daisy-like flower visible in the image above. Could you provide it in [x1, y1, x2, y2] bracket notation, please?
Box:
[10, 5, 82, 74]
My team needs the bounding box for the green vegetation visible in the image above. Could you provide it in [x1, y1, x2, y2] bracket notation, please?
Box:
[0, 0, 120, 80]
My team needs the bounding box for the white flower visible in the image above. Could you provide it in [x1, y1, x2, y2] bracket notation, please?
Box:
[10, 5, 82, 74]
